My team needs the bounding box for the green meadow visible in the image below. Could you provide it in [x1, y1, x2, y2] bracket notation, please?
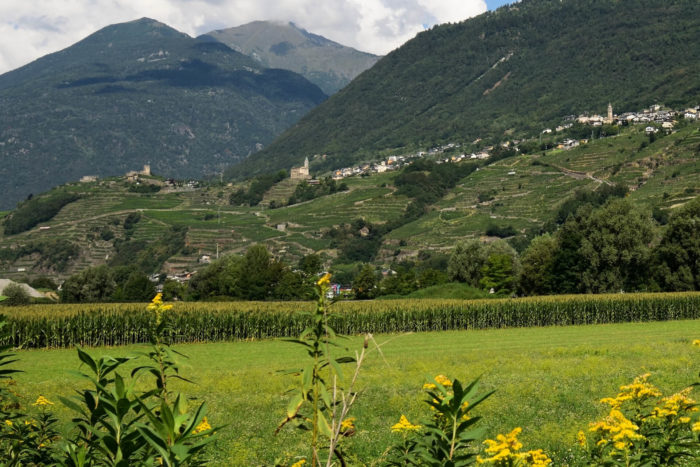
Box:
[12, 319, 700, 465]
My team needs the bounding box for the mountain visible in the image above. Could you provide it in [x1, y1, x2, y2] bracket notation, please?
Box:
[0, 18, 326, 209]
[229, 0, 700, 179]
[199, 21, 381, 95]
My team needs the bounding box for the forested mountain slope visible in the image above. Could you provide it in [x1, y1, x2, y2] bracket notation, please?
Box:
[231, 0, 700, 178]
[0, 18, 326, 209]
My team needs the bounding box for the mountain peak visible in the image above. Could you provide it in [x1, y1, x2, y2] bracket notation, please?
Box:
[201, 21, 380, 94]
[88, 17, 190, 42]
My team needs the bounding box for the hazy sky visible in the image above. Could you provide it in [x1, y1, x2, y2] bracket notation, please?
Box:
[0, 1, 515, 75]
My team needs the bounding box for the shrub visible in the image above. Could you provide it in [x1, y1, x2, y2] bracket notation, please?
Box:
[1, 283, 31, 306]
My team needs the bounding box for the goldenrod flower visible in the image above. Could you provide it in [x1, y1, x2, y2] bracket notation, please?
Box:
[4, 419, 12, 427]
[391, 415, 421, 433]
[577, 430, 586, 447]
[650, 388, 696, 419]
[147, 293, 173, 324]
[422, 382, 437, 390]
[679, 416, 690, 423]
[33, 396, 54, 406]
[520, 449, 552, 466]
[692, 421, 700, 432]
[589, 409, 644, 452]
[479, 428, 523, 464]
[192, 417, 211, 434]
[479, 428, 550, 465]
[434, 374, 452, 387]
[340, 417, 355, 431]
[291, 460, 306, 467]
[483, 427, 524, 455]
[692, 339, 700, 347]
[316, 273, 331, 286]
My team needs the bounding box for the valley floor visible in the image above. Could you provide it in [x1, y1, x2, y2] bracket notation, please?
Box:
[13, 319, 700, 464]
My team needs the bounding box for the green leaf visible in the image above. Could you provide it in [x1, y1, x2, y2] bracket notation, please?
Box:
[316, 410, 332, 438]
[301, 363, 314, 391]
[287, 393, 304, 419]
[76, 347, 97, 373]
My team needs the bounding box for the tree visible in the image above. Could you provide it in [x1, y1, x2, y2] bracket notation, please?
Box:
[578, 199, 653, 293]
[121, 271, 156, 302]
[552, 199, 654, 294]
[352, 264, 378, 299]
[380, 267, 417, 296]
[652, 198, 700, 291]
[187, 255, 243, 299]
[60, 265, 116, 303]
[298, 254, 323, 275]
[448, 240, 488, 286]
[2, 283, 31, 306]
[480, 254, 515, 295]
[162, 279, 186, 301]
[519, 234, 557, 296]
[273, 269, 311, 300]
[418, 268, 448, 288]
[239, 245, 275, 300]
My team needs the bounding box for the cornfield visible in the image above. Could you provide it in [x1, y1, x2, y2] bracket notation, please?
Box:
[1, 293, 698, 349]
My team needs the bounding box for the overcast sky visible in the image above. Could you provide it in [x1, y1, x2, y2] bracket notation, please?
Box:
[0, 0, 513, 75]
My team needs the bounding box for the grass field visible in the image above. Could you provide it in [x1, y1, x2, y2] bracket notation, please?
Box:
[12, 319, 700, 465]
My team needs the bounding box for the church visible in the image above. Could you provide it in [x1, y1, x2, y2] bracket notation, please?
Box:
[290, 157, 311, 180]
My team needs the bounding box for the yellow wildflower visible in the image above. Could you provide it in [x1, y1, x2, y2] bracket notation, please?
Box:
[147, 293, 173, 324]
[291, 460, 306, 467]
[679, 416, 690, 423]
[340, 417, 355, 431]
[601, 374, 661, 409]
[692, 421, 700, 432]
[4, 419, 12, 427]
[316, 273, 331, 286]
[577, 430, 586, 447]
[33, 396, 54, 406]
[422, 382, 437, 390]
[520, 449, 552, 466]
[483, 428, 523, 454]
[192, 417, 211, 434]
[434, 374, 452, 387]
[391, 415, 421, 433]
[650, 388, 696, 419]
[589, 409, 644, 452]
[692, 339, 700, 347]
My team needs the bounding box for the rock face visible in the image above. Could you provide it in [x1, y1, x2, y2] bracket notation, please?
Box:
[0, 18, 326, 209]
[200, 21, 381, 95]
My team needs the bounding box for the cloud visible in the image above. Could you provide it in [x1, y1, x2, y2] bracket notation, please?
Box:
[0, 0, 488, 74]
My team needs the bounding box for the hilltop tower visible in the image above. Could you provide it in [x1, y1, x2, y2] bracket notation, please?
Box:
[606, 103, 613, 124]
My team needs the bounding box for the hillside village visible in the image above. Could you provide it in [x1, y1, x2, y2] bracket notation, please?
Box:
[298, 104, 699, 182]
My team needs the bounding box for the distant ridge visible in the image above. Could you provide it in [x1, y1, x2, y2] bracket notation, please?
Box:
[200, 21, 381, 95]
[0, 18, 326, 209]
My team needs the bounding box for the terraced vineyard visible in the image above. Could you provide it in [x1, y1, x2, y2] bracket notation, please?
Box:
[0, 122, 697, 278]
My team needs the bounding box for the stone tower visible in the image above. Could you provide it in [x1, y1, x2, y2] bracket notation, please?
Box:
[606, 103, 613, 124]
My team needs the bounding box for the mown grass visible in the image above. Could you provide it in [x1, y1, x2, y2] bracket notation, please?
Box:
[12, 319, 700, 465]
